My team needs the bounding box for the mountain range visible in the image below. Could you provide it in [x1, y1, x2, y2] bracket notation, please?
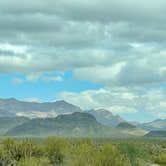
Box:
[5, 112, 129, 138]
[0, 98, 82, 118]
[139, 119, 166, 131]
[0, 98, 126, 127]
[0, 98, 166, 138]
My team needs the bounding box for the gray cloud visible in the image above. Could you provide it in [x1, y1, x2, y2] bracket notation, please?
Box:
[1, 0, 166, 119]
[0, 0, 166, 86]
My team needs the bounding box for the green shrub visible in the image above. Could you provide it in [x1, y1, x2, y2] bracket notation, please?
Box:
[44, 137, 69, 165]
[18, 157, 49, 166]
[0, 147, 17, 166]
[118, 142, 148, 166]
[0, 137, 165, 166]
[67, 139, 129, 166]
[1, 138, 42, 165]
[68, 138, 97, 166]
[154, 153, 166, 165]
[95, 143, 130, 166]
[18, 139, 42, 159]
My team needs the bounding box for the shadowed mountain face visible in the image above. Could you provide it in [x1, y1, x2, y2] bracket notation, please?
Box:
[5, 112, 129, 138]
[88, 109, 125, 126]
[0, 117, 29, 135]
[0, 98, 82, 118]
[145, 130, 166, 138]
[117, 122, 136, 129]
[116, 122, 148, 137]
[139, 119, 166, 131]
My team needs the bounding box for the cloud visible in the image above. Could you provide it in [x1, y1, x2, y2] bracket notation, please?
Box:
[58, 88, 138, 113]
[12, 73, 63, 84]
[26, 73, 63, 83]
[26, 73, 43, 82]
[42, 76, 63, 82]
[0, 0, 166, 87]
[12, 77, 24, 85]
[0, 0, 166, 119]
[1, 43, 166, 86]
[58, 86, 166, 118]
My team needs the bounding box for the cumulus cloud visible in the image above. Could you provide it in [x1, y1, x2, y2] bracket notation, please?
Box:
[58, 87, 166, 118]
[0, 0, 166, 119]
[0, 0, 166, 86]
[58, 87, 138, 113]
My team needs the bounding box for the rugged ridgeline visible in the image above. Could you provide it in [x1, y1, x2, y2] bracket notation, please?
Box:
[88, 109, 126, 126]
[139, 119, 166, 131]
[0, 98, 125, 126]
[0, 98, 82, 118]
[0, 98, 166, 138]
[5, 112, 128, 138]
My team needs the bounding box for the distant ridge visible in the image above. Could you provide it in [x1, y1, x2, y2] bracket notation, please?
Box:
[145, 130, 166, 138]
[0, 98, 82, 118]
[117, 122, 136, 129]
[139, 119, 166, 131]
[88, 109, 125, 126]
[5, 112, 128, 138]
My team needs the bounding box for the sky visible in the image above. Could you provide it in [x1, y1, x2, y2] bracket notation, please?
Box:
[0, 0, 166, 122]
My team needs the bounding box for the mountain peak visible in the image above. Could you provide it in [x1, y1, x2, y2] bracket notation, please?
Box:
[55, 100, 70, 105]
[8, 98, 18, 101]
[89, 109, 125, 126]
[117, 122, 136, 129]
[0, 98, 18, 102]
[95, 109, 113, 115]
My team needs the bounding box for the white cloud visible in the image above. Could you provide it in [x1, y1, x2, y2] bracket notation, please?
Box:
[58, 88, 137, 113]
[58, 87, 166, 118]
[26, 73, 63, 83]
[12, 73, 63, 84]
[26, 73, 43, 82]
[0, 43, 27, 54]
[42, 76, 63, 82]
[12, 77, 24, 85]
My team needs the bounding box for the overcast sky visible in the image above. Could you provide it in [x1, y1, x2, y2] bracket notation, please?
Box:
[0, 0, 166, 122]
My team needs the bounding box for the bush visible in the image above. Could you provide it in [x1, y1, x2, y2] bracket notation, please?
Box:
[0, 147, 17, 166]
[0, 138, 42, 165]
[0, 137, 165, 166]
[118, 142, 148, 166]
[154, 153, 166, 166]
[95, 143, 130, 166]
[67, 138, 97, 166]
[18, 157, 49, 166]
[44, 137, 69, 165]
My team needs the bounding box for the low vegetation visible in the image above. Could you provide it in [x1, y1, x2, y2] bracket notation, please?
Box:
[0, 137, 165, 166]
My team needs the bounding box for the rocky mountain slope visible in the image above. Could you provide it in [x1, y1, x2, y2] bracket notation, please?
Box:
[88, 109, 125, 126]
[0, 98, 82, 118]
[5, 112, 129, 138]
